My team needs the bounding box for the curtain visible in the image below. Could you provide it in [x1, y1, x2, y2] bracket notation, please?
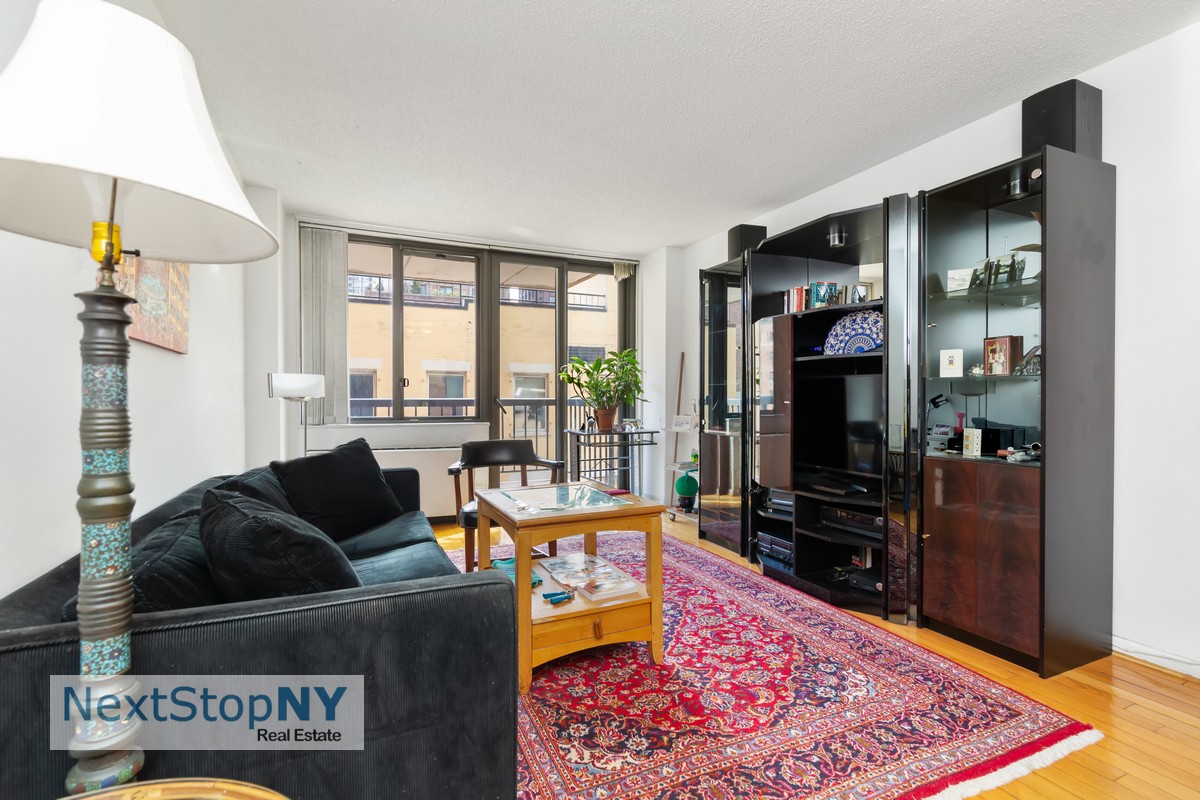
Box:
[613, 260, 637, 282]
[299, 226, 349, 425]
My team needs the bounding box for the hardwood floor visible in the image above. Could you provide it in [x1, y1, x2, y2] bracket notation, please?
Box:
[434, 514, 1200, 799]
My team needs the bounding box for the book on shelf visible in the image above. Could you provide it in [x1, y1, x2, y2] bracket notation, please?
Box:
[782, 285, 809, 313]
[539, 552, 640, 601]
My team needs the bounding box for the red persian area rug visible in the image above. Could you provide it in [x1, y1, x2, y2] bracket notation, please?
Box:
[449, 533, 1100, 799]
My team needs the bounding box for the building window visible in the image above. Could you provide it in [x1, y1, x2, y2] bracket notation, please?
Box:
[512, 374, 548, 432]
[349, 371, 380, 418]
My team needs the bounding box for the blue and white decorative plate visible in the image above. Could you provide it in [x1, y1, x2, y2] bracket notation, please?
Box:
[823, 309, 884, 355]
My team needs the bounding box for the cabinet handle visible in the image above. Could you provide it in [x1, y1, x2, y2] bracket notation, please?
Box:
[927, 323, 938, 328]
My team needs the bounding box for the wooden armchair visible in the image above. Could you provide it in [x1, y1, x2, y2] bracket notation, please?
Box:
[449, 439, 564, 570]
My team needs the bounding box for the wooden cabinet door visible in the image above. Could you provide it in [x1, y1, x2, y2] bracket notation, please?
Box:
[976, 463, 1041, 656]
[922, 459, 978, 632]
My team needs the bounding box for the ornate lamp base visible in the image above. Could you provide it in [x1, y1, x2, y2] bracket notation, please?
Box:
[71, 277, 141, 793]
[66, 748, 145, 796]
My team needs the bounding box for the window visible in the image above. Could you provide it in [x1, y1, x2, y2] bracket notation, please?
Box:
[513, 374, 548, 431]
[303, 225, 632, 429]
[344, 239, 478, 420]
[349, 371, 379, 418]
[427, 371, 467, 417]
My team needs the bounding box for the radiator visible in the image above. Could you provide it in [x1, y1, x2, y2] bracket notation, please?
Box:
[371, 448, 492, 518]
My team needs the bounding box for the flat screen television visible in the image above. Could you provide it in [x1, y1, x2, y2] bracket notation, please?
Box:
[793, 374, 884, 478]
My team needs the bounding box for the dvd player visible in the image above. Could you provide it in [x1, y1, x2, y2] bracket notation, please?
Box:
[820, 507, 884, 538]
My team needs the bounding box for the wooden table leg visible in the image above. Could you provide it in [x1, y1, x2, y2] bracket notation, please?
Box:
[516, 531, 533, 694]
[464, 526, 475, 573]
[478, 512, 492, 571]
[583, 531, 597, 555]
[647, 515, 664, 664]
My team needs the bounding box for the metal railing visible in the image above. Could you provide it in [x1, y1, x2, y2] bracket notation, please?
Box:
[348, 396, 591, 466]
[348, 274, 605, 310]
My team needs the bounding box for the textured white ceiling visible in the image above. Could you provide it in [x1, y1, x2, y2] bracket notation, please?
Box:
[154, 0, 1200, 257]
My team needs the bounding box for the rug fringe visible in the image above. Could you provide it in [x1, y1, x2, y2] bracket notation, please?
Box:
[921, 728, 1104, 800]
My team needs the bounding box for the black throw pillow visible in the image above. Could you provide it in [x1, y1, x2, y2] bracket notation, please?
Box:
[199, 490, 362, 603]
[63, 511, 222, 621]
[214, 466, 297, 515]
[269, 438, 403, 541]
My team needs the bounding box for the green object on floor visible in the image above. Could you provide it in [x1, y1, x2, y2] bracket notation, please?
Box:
[675, 473, 699, 498]
[491, 557, 542, 588]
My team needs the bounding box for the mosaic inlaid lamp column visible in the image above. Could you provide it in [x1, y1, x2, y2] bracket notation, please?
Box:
[0, 0, 277, 792]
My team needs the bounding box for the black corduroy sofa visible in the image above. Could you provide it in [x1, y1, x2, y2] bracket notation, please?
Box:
[0, 464, 517, 800]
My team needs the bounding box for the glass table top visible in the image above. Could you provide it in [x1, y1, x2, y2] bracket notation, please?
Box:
[495, 484, 632, 515]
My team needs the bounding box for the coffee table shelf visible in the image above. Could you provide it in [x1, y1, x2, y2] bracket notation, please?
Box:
[475, 482, 665, 693]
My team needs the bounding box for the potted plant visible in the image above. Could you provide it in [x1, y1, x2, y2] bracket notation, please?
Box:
[559, 348, 645, 432]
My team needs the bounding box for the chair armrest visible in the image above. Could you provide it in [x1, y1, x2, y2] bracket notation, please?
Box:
[0, 572, 517, 800]
[533, 456, 565, 471]
[381, 467, 421, 512]
[447, 459, 464, 476]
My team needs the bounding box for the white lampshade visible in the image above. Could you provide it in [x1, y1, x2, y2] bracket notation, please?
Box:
[268, 373, 326, 401]
[0, 0, 277, 264]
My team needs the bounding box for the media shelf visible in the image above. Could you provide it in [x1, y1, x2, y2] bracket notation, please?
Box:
[794, 351, 883, 363]
[747, 198, 911, 621]
[795, 523, 883, 549]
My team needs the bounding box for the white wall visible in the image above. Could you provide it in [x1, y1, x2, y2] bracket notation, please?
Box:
[641, 22, 1200, 676]
[243, 186, 287, 466]
[0, 232, 249, 596]
[0, 0, 250, 597]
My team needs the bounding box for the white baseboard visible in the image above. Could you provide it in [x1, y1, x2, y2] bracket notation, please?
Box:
[1112, 635, 1200, 679]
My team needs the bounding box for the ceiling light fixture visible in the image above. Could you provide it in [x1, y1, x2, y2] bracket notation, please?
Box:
[827, 230, 848, 248]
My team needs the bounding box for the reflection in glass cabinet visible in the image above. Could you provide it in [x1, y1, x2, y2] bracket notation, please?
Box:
[699, 260, 747, 555]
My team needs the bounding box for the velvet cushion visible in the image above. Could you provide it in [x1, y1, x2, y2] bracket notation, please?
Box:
[199, 490, 361, 603]
[336, 511, 437, 559]
[214, 466, 297, 515]
[62, 511, 221, 621]
[351, 541, 460, 586]
[270, 438, 403, 541]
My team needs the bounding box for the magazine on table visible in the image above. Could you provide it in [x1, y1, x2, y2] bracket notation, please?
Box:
[539, 553, 640, 601]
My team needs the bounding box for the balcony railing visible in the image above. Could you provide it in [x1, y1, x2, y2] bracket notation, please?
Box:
[348, 397, 591, 466]
[348, 273, 605, 310]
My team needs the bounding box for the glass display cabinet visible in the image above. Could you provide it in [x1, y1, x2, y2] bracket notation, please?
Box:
[919, 146, 1115, 677]
[698, 259, 747, 555]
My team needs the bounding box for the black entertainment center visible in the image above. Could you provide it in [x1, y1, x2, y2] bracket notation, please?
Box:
[740, 199, 913, 621]
[695, 80, 1114, 677]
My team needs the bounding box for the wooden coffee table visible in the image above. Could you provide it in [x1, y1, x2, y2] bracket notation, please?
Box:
[475, 483, 666, 694]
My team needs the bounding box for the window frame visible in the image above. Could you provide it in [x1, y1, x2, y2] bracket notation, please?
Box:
[338, 231, 630, 426]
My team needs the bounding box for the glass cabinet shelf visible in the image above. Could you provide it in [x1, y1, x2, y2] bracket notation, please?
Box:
[928, 277, 1042, 307]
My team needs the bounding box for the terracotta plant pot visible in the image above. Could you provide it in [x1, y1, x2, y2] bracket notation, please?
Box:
[592, 408, 617, 432]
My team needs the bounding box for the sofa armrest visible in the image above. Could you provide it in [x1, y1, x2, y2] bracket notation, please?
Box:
[381, 467, 421, 512]
[0, 571, 516, 800]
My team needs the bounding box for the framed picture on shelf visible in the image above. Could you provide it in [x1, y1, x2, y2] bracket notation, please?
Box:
[968, 260, 992, 292]
[946, 268, 974, 292]
[809, 281, 838, 308]
[849, 283, 871, 303]
[983, 335, 1023, 377]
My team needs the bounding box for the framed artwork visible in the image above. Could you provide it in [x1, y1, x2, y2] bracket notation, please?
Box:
[849, 283, 871, 303]
[939, 348, 964, 378]
[809, 281, 838, 308]
[946, 268, 974, 292]
[983, 335, 1023, 377]
[111, 256, 190, 353]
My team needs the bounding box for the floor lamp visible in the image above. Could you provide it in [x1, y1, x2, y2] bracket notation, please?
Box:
[267, 373, 326, 456]
[0, 0, 277, 793]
